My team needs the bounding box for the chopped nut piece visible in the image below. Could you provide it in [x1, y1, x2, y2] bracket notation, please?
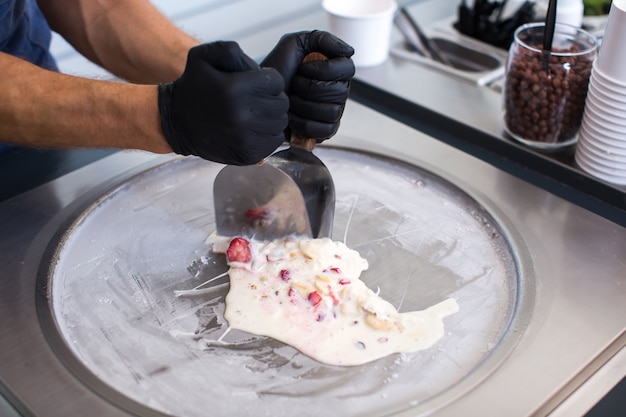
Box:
[314, 280, 329, 294]
[316, 274, 331, 282]
[291, 281, 313, 296]
[364, 313, 397, 331]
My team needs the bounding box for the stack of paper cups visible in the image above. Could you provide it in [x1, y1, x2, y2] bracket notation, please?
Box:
[575, 0, 626, 185]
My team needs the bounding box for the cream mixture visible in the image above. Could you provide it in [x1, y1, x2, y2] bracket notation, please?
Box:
[208, 235, 459, 366]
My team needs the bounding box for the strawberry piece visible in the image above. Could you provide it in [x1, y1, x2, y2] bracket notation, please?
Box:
[328, 286, 340, 305]
[339, 279, 351, 285]
[308, 291, 323, 307]
[226, 237, 251, 263]
[279, 269, 291, 281]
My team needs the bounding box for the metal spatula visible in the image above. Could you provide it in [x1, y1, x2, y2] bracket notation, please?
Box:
[213, 52, 335, 240]
[264, 136, 334, 238]
[213, 162, 313, 239]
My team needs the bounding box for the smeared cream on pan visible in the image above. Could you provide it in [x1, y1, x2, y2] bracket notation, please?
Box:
[208, 235, 459, 366]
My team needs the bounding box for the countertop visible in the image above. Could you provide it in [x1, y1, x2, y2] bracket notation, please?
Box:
[1, 0, 624, 416]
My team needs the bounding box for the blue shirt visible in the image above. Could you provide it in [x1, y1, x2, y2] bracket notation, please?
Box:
[0, 0, 57, 70]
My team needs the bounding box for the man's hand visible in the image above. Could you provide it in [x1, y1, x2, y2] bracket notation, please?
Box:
[261, 31, 355, 142]
[158, 42, 289, 165]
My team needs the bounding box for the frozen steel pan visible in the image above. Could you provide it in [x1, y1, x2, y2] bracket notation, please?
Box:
[38, 146, 534, 417]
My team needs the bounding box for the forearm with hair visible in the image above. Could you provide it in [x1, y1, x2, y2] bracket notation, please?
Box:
[0, 52, 171, 153]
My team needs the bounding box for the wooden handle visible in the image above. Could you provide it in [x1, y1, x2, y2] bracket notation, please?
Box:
[290, 52, 329, 151]
[303, 51, 328, 64]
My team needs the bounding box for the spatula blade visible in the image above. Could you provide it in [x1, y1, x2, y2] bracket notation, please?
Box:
[213, 164, 312, 240]
[266, 147, 335, 238]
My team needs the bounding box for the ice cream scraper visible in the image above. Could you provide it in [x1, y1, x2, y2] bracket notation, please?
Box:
[213, 53, 335, 240]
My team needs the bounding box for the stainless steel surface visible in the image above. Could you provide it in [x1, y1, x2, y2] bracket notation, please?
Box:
[1, 101, 625, 416]
[38, 145, 527, 417]
[394, 8, 451, 66]
[214, 164, 313, 239]
[390, 35, 506, 86]
[0, 0, 624, 414]
[429, 37, 501, 72]
[357, 1, 626, 219]
[391, 12, 507, 86]
[394, 8, 432, 58]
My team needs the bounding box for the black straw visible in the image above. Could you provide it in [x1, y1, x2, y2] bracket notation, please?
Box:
[542, 0, 558, 73]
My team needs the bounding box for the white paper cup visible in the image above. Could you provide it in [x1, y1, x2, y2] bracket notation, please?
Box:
[580, 120, 626, 150]
[575, 149, 626, 185]
[584, 94, 626, 124]
[578, 138, 626, 167]
[322, 0, 397, 67]
[589, 77, 626, 104]
[576, 145, 626, 174]
[592, 64, 626, 88]
[579, 136, 626, 162]
[592, 82, 626, 102]
[581, 129, 626, 152]
[584, 110, 626, 135]
[593, 0, 626, 82]
[586, 88, 626, 116]
[582, 112, 626, 138]
[582, 132, 626, 156]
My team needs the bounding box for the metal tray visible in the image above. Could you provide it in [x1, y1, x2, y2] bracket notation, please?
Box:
[38, 148, 534, 417]
[390, 35, 507, 87]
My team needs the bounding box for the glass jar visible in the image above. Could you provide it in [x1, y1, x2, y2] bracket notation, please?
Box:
[503, 22, 597, 150]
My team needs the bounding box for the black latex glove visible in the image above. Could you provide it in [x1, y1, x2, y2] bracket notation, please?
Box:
[158, 42, 289, 165]
[261, 31, 355, 142]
